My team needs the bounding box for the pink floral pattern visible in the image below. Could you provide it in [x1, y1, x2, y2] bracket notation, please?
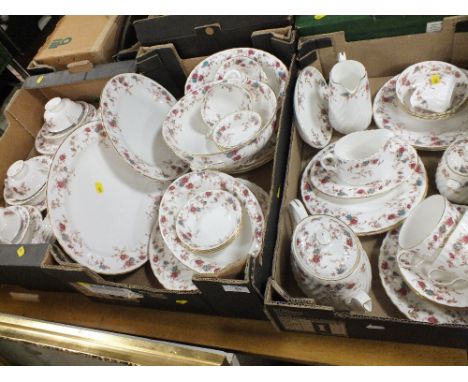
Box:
[446, 137, 468, 175]
[215, 56, 267, 83]
[159, 170, 265, 274]
[214, 111, 262, 149]
[373, 75, 468, 150]
[436, 150, 468, 204]
[184, 47, 288, 101]
[379, 226, 468, 324]
[100, 73, 189, 181]
[310, 140, 418, 198]
[47, 121, 169, 275]
[301, 155, 427, 235]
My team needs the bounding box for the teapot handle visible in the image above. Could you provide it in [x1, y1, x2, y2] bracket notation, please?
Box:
[288, 199, 309, 228]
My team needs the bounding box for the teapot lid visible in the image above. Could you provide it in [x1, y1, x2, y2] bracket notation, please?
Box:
[446, 137, 468, 175]
[292, 215, 361, 280]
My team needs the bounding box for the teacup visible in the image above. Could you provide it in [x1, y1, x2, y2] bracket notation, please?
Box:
[44, 97, 84, 133]
[436, 137, 468, 204]
[201, 81, 253, 129]
[0, 206, 26, 244]
[328, 52, 372, 134]
[319, 129, 398, 186]
[397, 195, 460, 273]
[212, 110, 262, 150]
[215, 56, 268, 84]
[289, 199, 372, 312]
[6, 159, 48, 201]
[426, 211, 468, 289]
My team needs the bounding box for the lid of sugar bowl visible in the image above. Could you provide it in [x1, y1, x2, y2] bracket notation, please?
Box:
[445, 137, 468, 176]
[292, 215, 362, 280]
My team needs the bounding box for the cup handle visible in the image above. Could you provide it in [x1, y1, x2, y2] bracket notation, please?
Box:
[396, 250, 425, 271]
[349, 289, 372, 312]
[320, 152, 338, 173]
[288, 199, 309, 228]
[427, 268, 468, 288]
[224, 69, 244, 82]
[446, 179, 462, 191]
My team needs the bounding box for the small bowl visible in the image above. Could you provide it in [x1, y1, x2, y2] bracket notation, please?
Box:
[44, 97, 85, 133]
[5, 157, 49, 201]
[396, 61, 468, 118]
[212, 110, 262, 150]
[0, 206, 30, 244]
[214, 56, 268, 83]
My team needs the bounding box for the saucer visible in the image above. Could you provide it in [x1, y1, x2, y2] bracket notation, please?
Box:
[175, 189, 242, 253]
[159, 171, 264, 275]
[310, 139, 418, 199]
[4, 186, 47, 212]
[373, 73, 468, 151]
[101, 73, 189, 181]
[47, 121, 170, 275]
[301, 156, 427, 236]
[379, 225, 468, 324]
[184, 47, 288, 100]
[293, 66, 332, 149]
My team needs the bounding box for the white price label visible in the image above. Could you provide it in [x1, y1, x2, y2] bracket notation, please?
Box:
[426, 21, 443, 33]
[222, 285, 250, 293]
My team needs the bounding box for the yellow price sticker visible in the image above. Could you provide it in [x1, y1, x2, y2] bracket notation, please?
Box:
[431, 74, 441, 85]
[314, 15, 326, 20]
[16, 246, 25, 257]
[95, 181, 104, 194]
[36, 75, 45, 84]
[176, 299, 188, 305]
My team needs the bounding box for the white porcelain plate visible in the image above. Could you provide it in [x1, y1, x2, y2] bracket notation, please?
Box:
[184, 47, 288, 100]
[159, 170, 265, 275]
[47, 121, 169, 275]
[310, 140, 418, 199]
[301, 156, 428, 235]
[101, 73, 189, 181]
[374, 74, 468, 151]
[379, 224, 468, 324]
[175, 189, 242, 252]
[294, 66, 332, 149]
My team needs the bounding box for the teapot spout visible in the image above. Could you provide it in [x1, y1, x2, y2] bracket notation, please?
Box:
[349, 289, 373, 313]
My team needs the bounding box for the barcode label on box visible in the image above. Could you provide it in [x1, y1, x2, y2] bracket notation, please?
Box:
[426, 21, 443, 33]
[222, 285, 250, 293]
[75, 282, 144, 300]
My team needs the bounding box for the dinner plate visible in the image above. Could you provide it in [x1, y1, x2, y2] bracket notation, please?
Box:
[309, 140, 418, 199]
[184, 47, 288, 100]
[148, 177, 269, 291]
[101, 73, 189, 181]
[47, 121, 170, 275]
[373, 74, 468, 151]
[293, 66, 332, 149]
[159, 171, 265, 275]
[379, 224, 468, 324]
[301, 156, 428, 235]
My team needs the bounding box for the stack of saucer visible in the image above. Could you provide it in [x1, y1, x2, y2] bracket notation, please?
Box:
[3, 156, 51, 212]
[35, 97, 97, 156]
[300, 129, 428, 235]
[379, 195, 468, 325]
[374, 61, 468, 151]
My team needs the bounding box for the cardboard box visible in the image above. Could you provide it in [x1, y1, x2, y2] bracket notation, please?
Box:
[0, 25, 297, 320]
[264, 16, 468, 348]
[29, 16, 124, 72]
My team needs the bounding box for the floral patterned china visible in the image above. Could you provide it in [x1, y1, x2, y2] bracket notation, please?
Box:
[301, 155, 427, 235]
[201, 81, 252, 128]
[373, 74, 468, 150]
[101, 73, 188, 181]
[328, 52, 372, 134]
[214, 56, 268, 83]
[159, 170, 264, 276]
[310, 138, 418, 199]
[212, 111, 262, 150]
[184, 47, 288, 100]
[23, 205, 50, 244]
[396, 61, 468, 117]
[289, 199, 372, 312]
[47, 121, 170, 275]
[436, 137, 468, 204]
[293, 65, 332, 149]
[44, 97, 85, 134]
[379, 225, 468, 324]
[175, 189, 242, 253]
[0, 206, 29, 244]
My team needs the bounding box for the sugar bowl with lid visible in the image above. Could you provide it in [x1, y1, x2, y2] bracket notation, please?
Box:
[288, 199, 373, 312]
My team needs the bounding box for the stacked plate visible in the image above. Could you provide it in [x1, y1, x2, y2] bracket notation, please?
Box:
[300, 129, 428, 236]
[373, 61, 468, 151]
[35, 97, 98, 156]
[379, 196, 468, 325]
[162, 48, 288, 174]
[150, 171, 268, 291]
